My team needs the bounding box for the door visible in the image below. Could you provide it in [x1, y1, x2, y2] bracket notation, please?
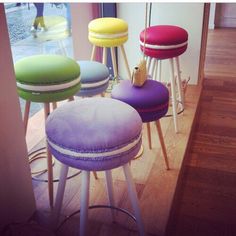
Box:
[215, 3, 236, 28]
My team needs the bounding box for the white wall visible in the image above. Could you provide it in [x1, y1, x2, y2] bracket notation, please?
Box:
[0, 4, 36, 225]
[117, 3, 204, 84]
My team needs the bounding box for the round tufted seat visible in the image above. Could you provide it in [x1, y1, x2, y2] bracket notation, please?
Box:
[48, 97, 145, 236]
[46, 98, 142, 171]
[88, 17, 128, 47]
[111, 78, 169, 123]
[140, 25, 188, 59]
[15, 54, 81, 103]
[111, 79, 169, 170]
[76, 61, 110, 97]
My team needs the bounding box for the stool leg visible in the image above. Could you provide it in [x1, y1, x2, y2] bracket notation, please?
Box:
[44, 103, 54, 208]
[52, 102, 57, 110]
[68, 96, 74, 102]
[23, 100, 31, 134]
[120, 45, 131, 80]
[150, 59, 157, 79]
[146, 56, 151, 72]
[158, 60, 162, 82]
[105, 170, 116, 222]
[93, 171, 98, 180]
[90, 45, 96, 61]
[146, 123, 152, 149]
[58, 40, 67, 56]
[110, 47, 118, 79]
[123, 163, 145, 236]
[153, 59, 158, 81]
[155, 120, 170, 170]
[175, 56, 185, 110]
[52, 164, 69, 228]
[102, 47, 107, 65]
[80, 171, 90, 236]
[169, 58, 178, 133]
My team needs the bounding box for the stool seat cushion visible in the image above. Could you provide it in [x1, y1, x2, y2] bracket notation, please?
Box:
[111, 79, 169, 122]
[46, 98, 142, 171]
[14, 54, 81, 103]
[76, 61, 109, 97]
[140, 25, 188, 59]
[88, 17, 128, 47]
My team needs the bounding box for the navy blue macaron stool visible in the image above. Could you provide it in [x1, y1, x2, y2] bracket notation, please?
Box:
[76, 60, 110, 97]
[47, 97, 145, 236]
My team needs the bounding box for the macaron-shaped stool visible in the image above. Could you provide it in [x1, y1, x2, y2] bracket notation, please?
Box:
[111, 79, 170, 170]
[46, 98, 145, 236]
[88, 17, 131, 80]
[76, 60, 110, 97]
[14, 54, 81, 207]
[140, 25, 188, 133]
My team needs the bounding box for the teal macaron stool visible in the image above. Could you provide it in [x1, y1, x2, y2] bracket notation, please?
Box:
[76, 60, 110, 97]
[14, 54, 81, 207]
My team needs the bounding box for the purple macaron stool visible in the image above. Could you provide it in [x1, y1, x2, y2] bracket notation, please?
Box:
[46, 97, 145, 236]
[111, 78, 170, 170]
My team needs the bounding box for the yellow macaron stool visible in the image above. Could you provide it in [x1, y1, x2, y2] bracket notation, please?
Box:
[88, 17, 131, 80]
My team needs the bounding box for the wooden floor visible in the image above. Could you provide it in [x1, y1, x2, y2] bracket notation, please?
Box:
[166, 28, 236, 236]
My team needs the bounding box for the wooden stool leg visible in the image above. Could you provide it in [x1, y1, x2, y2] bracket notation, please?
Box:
[68, 96, 74, 102]
[52, 102, 57, 110]
[52, 164, 69, 228]
[90, 45, 96, 61]
[80, 171, 90, 236]
[44, 103, 54, 208]
[146, 122, 152, 149]
[120, 45, 131, 80]
[123, 164, 145, 236]
[102, 47, 107, 65]
[105, 170, 116, 222]
[155, 120, 170, 170]
[110, 47, 118, 79]
[92, 171, 98, 180]
[169, 58, 178, 133]
[175, 56, 185, 110]
[23, 100, 31, 135]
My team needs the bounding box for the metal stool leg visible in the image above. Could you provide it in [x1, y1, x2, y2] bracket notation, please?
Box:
[169, 58, 178, 133]
[44, 103, 54, 208]
[80, 171, 90, 236]
[52, 163, 69, 228]
[105, 170, 116, 222]
[155, 120, 170, 170]
[123, 163, 145, 236]
[175, 56, 185, 110]
[120, 44, 131, 80]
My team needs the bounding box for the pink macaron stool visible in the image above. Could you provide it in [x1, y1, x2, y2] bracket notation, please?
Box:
[140, 25, 188, 133]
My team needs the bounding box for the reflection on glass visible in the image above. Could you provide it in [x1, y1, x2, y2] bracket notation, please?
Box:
[4, 2, 73, 117]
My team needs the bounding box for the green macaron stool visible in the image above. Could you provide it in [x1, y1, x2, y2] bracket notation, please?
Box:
[14, 54, 81, 207]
